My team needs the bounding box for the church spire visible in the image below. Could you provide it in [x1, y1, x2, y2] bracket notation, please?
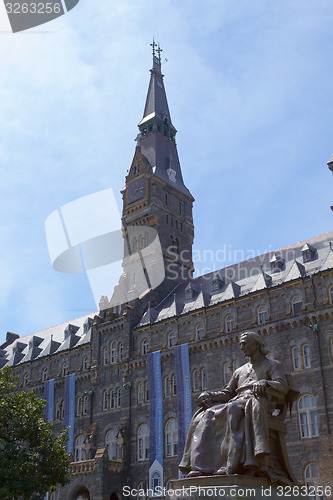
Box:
[137, 42, 193, 199]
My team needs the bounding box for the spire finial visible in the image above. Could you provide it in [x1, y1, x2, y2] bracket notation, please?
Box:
[150, 39, 157, 58]
[157, 43, 163, 64]
[150, 39, 162, 75]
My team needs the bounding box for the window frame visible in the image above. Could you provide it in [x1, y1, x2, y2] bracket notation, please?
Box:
[105, 428, 117, 460]
[298, 394, 319, 439]
[292, 347, 301, 371]
[142, 339, 149, 355]
[165, 418, 178, 457]
[225, 314, 235, 333]
[168, 332, 176, 348]
[303, 344, 311, 369]
[292, 295, 303, 315]
[258, 305, 268, 324]
[137, 423, 149, 462]
[110, 341, 117, 364]
[74, 434, 85, 462]
[196, 323, 204, 340]
[192, 370, 199, 392]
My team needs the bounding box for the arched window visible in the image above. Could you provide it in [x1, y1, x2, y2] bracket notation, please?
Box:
[329, 286, 333, 304]
[103, 347, 108, 366]
[192, 370, 199, 392]
[110, 390, 115, 409]
[292, 296, 303, 315]
[168, 332, 176, 348]
[164, 376, 170, 398]
[61, 400, 64, 420]
[303, 344, 311, 369]
[117, 388, 122, 407]
[137, 423, 149, 461]
[22, 372, 29, 387]
[138, 382, 143, 404]
[196, 324, 204, 340]
[110, 341, 117, 364]
[225, 315, 235, 333]
[165, 418, 178, 457]
[142, 339, 149, 355]
[258, 305, 268, 324]
[201, 368, 207, 390]
[304, 463, 319, 498]
[102, 391, 108, 411]
[118, 343, 124, 361]
[82, 356, 89, 371]
[223, 363, 231, 385]
[42, 367, 48, 382]
[83, 395, 89, 416]
[62, 362, 69, 377]
[298, 395, 319, 438]
[74, 434, 85, 461]
[171, 374, 177, 396]
[77, 397, 82, 416]
[105, 429, 117, 460]
[292, 347, 300, 370]
[144, 381, 149, 402]
[55, 401, 61, 420]
[137, 481, 148, 500]
[74, 488, 90, 500]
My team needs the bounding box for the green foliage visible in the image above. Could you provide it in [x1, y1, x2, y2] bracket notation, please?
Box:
[0, 367, 71, 499]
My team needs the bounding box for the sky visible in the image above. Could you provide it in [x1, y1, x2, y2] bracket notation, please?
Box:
[0, 0, 332, 344]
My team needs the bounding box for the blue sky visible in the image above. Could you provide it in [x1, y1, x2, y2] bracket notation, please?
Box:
[0, 0, 332, 344]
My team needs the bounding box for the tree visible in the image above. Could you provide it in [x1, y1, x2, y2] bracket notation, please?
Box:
[0, 367, 71, 499]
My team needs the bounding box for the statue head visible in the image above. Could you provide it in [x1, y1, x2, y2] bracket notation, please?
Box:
[239, 331, 270, 355]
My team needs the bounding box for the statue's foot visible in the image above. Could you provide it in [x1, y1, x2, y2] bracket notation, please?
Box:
[216, 467, 227, 475]
[187, 471, 202, 478]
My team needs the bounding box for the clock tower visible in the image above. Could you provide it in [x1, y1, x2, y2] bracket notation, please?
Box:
[113, 43, 194, 307]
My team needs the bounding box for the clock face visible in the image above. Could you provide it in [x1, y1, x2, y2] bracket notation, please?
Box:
[127, 177, 145, 204]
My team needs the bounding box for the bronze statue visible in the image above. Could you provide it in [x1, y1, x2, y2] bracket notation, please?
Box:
[179, 331, 297, 483]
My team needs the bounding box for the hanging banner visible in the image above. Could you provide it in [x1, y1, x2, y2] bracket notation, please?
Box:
[64, 373, 75, 454]
[43, 379, 54, 423]
[148, 351, 163, 498]
[175, 344, 192, 466]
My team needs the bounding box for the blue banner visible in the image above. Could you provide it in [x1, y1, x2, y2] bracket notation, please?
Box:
[175, 344, 192, 463]
[64, 373, 75, 454]
[148, 351, 163, 497]
[43, 379, 54, 423]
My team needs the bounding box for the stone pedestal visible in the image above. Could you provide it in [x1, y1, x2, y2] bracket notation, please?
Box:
[170, 475, 306, 500]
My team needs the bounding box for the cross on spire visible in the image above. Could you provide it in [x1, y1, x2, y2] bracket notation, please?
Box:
[156, 43, 163, 64]
[150, 39, 157, 57]
[151, 39, 163, 74]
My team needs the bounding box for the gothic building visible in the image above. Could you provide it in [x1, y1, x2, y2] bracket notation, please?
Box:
[1, 47, 333, 500]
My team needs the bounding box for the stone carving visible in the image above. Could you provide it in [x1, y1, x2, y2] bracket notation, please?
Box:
[179, 331, 298, 484]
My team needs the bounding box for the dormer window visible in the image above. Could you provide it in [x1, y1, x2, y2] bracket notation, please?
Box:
[83, 318, 93, 334]
[302, 244, 316, 263]
[185, 283, 197, 302]
[269, 254, 285, 273]
[212, 276, 224, 292]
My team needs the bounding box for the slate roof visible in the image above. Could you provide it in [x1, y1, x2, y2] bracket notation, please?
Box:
[137, 230, 333, 327]
[0, 314, 95, 369]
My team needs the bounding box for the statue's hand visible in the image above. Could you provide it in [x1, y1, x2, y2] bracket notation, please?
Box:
[197, 391, 213, 408]
[252, 380, 268, 397]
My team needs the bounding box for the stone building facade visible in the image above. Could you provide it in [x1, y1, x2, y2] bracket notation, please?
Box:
[1, 47, 333, 500]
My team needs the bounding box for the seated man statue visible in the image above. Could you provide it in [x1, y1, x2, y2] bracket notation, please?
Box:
[179, 331, 290, 479]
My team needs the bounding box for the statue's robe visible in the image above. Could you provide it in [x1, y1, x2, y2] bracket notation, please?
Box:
[179, 357, 288, 476]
